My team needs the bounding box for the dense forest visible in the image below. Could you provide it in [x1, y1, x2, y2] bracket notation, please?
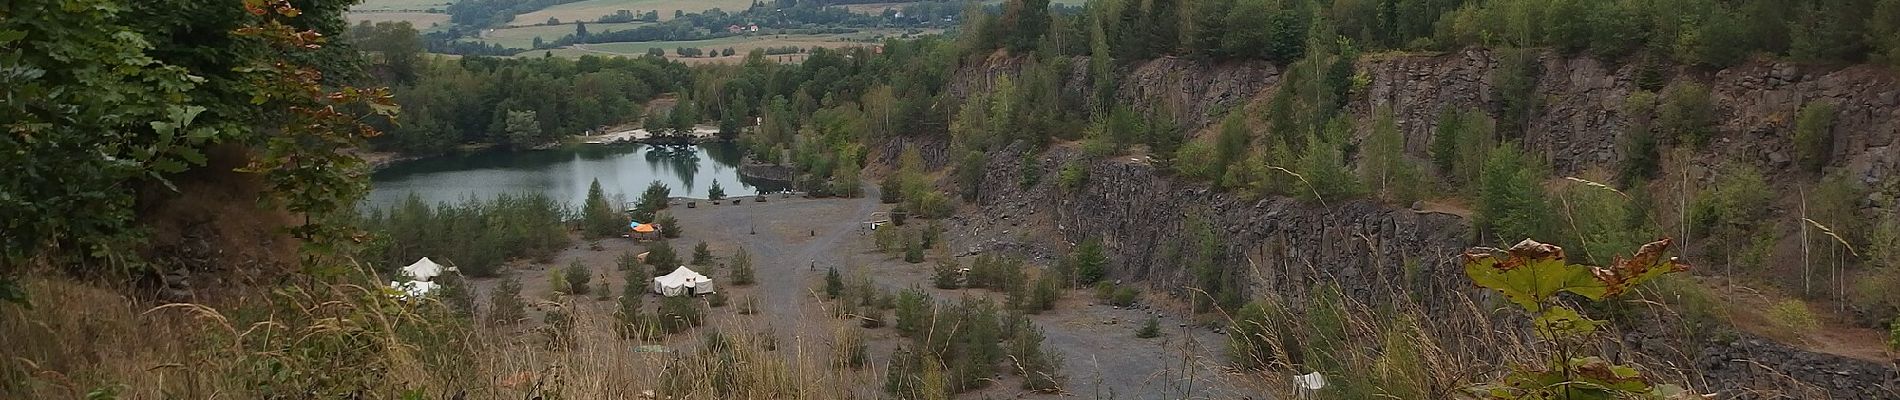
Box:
[351, 20, 692, 154]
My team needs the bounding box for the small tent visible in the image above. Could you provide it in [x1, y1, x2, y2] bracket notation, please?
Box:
[402, 257, 447, 281]
[651, 266, 715, 297]
[629, 221, 660, 240]
[391, 281, 436, 298]
[390, 257, 453, 298]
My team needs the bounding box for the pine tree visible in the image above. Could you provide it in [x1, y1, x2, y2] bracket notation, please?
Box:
[659, 295, 703, 333]
[885, 349, 922, 397]
[1429, 107, 1463, 178]
[1211, 112, 1252, 188]
[1029, 275, 1060, 313]
[564, 260, 592, 295]
[1114, 0, 1151, 59]
[645, 241, 679, 274]
[1088, 10, 1115, 113]
[1297, 117, 1363, 202]
[617, 250, 643, 271]
[1222, 0, 1275, 59]
[933, 258, 962, 289]
[634, 180, 671, 222]
[1007, 0, 1053, 52]
[615, 271, 646, 337]
[1476, 142, 1550, 244]
[895, 288, 932, 336]
[1136, 316, 1162, 338]
[730, 247, 755, 286]
[1794, 101, 1837, 173]
[1150, 0, 1182, 54]
[1361, 107, 1419, 202]
[1069, 238, 1108, 287]
[1618, 91, 1661, 187]
[582, 178, 620, 238]
[1009, 321, 1063, 391]
[657, 213, 682, 238]
[707, 180, 726, 200]
[825, 267, 845, 299]
[490, 277, 526, 325]
[691, 241, 713, 265]
[1190, 0, 1235, 59]
[903, 231, 926, 263]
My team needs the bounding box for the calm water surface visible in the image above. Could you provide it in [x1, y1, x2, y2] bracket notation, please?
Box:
[366, 143, 787, 210]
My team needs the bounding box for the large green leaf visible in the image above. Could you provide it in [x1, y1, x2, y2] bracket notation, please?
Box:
[1531, 305, 1605, 339]
[1598, 238, 1690, 296]
[1463, 240, 1608, 310]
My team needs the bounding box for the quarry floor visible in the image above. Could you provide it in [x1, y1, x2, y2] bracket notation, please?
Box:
[475, 185, 1270, 398]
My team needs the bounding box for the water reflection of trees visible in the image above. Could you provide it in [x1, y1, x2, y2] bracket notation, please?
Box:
[369, 143, 777, 208]
[644, 145, 701, 192]
[701, 141, 744, 166]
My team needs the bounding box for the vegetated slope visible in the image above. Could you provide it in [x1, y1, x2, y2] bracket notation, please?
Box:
[925, 51, 1899, 397]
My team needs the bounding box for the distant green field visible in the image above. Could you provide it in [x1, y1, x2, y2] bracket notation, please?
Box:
[509, 0, 754, 26]
[528, 29, 932, 64]
[351, 0, 455, 12]
[347, 11, 452, 29]
[845, 0, 1088, 15]
[472, 22, 650, 49]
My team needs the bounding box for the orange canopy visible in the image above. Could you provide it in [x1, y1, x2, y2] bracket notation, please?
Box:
[633, 224, 657, 233]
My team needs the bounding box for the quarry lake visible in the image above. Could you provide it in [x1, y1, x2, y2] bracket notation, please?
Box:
[366, 143, 789, 210]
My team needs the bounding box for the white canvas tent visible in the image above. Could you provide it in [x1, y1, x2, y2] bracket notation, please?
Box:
[651, 266, 715, 297]
[402, 257, 447, 281]
[390, 257, 452, 298]
[391, 281, 436, 298]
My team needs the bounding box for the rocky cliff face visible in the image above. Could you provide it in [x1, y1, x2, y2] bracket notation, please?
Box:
[1354, 48, 1900, 186]
[923, 51, 1900, 398]
[973, 143, 1475, 311]
[950, 54, 1281, 131]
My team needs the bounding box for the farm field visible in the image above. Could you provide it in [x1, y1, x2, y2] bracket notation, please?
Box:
[349, 0, 454, 12]
[471, 22, 651, 49]
[845, 0, 1088, 14]
[527, 30, 933, 64]
[508, 0, 754, 27]
[347, 11, 452, 29]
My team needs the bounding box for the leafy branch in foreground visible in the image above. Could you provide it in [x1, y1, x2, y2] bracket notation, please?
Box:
[1462, 238, 1697, 400]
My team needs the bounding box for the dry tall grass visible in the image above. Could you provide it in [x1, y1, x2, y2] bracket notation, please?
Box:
[1, 267, 880, 399]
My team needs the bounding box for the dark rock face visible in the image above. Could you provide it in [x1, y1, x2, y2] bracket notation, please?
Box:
[737, 161, 793, 184]
[1690, 335, 1899, 399]
[945, 141, 1475, 320]
[949, 56, 1280, 136]
[1622, 324, 1900, 399]
[926, 53, 1900, 399]
[1352, 49, 1900, 183]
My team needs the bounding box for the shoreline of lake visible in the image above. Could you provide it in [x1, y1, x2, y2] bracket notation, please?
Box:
[364, 142, 789, 211]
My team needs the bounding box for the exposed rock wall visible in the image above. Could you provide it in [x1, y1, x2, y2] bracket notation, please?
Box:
[924, 51, 1900, 398]
[949, 55, 1280, 132]
[1624, 326, 1900, 399]
[737, 160, 794, 183]
[1352, 48, 1900, 186]
[988, 143, 1476, 311]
